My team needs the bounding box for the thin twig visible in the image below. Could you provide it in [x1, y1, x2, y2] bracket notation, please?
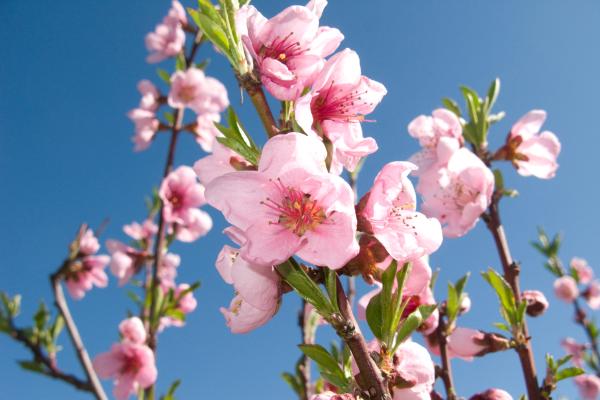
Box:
[484, 199, 540, 400]
[573, 299, 600, 376]
[435, 312, 457, 400]
[50, 273, 107, 400]
[237, 74, 278, 138]
[298, 300, 311, 400]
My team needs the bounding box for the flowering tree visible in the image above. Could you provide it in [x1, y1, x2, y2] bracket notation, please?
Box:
[1, 1, 597, 400]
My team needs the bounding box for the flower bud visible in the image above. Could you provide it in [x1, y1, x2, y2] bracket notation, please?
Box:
[309, 392, 355, 400]
[522, 290, 549, 317]
[575, 375, 600, 400]
[469, 388, 513, 400]
[459, 294, 472, 314]
[583, 280, 600, 310]
[571, 257, 594, 284]
[553, 276, 579, 302]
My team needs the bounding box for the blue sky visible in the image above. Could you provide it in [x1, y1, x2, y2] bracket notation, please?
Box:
[1, 0, 600, 398]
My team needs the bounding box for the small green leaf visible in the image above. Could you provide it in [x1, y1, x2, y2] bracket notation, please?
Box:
[189, 9, 230, 56]
[486, 78, 501, 113]
[324, 269, 338, 312]
[50, 315, 64, 341]
[482, 268, 517, 325]
[18, 360, 45, 373]
[157, 69, 171, 85]
[276, 260, 334, 317]
[442, 97, 461, 117]
[281, 372, 302, 395]
[163, 111, 175, 126]
[298, 344, 344, 378]
[175, 53, 186, 71]
[33, 302, 49, 332]
[555, 366, 584, 382]
[394, 308, 423, 346]
[493, 169, 505, 192]
[493, 322, 511, 332]
[366, 292, 383, 340]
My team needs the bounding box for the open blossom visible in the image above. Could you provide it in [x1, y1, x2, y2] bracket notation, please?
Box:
[159, 166, 206, 224]
[295, 49, 386, 173]
[237, 1, 343, 100]
[158, 252, 180, 289]
[119, 317, 146, 345]
[168, 67, 229, 114]
[106, 240, 148, 286]
[193, 142, 251, 186]
[79, 228, 100, 255]
[506, 110, 561, 179]
[553, 275, 579, 302]
[584, 280, 600, 309]
[128, 108, 159, 152]
[145, 1, 187, 63]
[522, 290, 549, 317]
[408, 108, 463, 171]
[561, 337, 586, 367]
[174, 207, 213, 243]
[64, 255, 110, 300]
[357, 162, 442, 262]
[123, 220, 158, 242]
[93, 342, 157, 400]
[137, 80, 160, 111]
[194, 113, 222, 152]
[205, 132, 359, 269]
[469, 388, 513, 400]
[215, 228, 281, 333]
[418, 147, 494, 238]
[571, 257, 594, 284]
[575, 375, 600, 400]
[355, 340, 434, 400]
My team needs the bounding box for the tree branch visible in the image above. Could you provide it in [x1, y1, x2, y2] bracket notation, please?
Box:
[237, 74, 279, 138]
[484, 199, 540, 400]
[435, 312, 457, 400]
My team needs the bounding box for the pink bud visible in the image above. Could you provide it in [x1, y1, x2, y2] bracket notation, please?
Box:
[553, 276, 579, 302]
[584, 281, 600, 310]
[119, 317, 146, 344]
[469, 388, 513, 400]
[571, 257, 594, 284]
[460, 294, 472, 314]
[522, 290, 549, 317]
[575, 375, 600, 400]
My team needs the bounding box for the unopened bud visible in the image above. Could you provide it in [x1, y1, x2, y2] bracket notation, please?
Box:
[469, 388, 513, 400]
[522, 290, 549, 317]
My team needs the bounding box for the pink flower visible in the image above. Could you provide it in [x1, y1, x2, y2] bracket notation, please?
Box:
[507, 110, 561, 179]
[119, 317, 146, 345]
[194, 113, 222, 152]
[168, 67, 229, 114]
[357, 162, 442, 262]
[428, 327, 487, 361]
[460, 294, 472, 314]
[561, 337, 586, 367]
[522, 290, 549, 317]
[64, 255, 110, 300]
[106, 240, 148, 286]
[174, 208, 213, 243]
[145, 2, 186, 64]
[571, 257, 594, 284]
[408, 108, 463, 172]
[157, 252, 180, 289]
[128, 108, 159, 152]
[310, 392, 355, 400]
[136, 80, 160, 111]
[418, 148, 494, 238]
[79, 228, 100, 255]
[553, 276, 579, 302]
[123, 220, 158, 242]
[93, 342, 157, 400]
[193, 142, 250, 186]
[575, 375, 600, 400]
[205, 132, 359, 269]
[237, 1, 343, 100]
[295, 49, 386, 173]
[584, 280, 600, 309]
[159, 166, 206, 224]
[469, 388, 513, 400]
[355, 340, 434, 400]
[220, 294, 278, 334]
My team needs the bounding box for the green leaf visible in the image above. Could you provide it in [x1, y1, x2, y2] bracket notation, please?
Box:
[33, 302, 49, 332]
[446, 283, 459, 323]
[175, 53, 186, 71]
[485, 78, 501, 113]
[161, 379, 181, 400]
[493, 322, 511, 332]
[394, 307, 423, 347]
[163, 111, 175, 126]
[320, 371, 350, 389]
[216, 137, 259, 166]
[324, 269, 338, 312]
[442, 97, 461, 117]
[365, 292, 383, 340]
[556, 354, 573, 368]
[298, 344, 344, 377]
[481, 268, 517, 325]
[50, 315, 64, 341]
[197, 0, 222, 23]
[18, 360, 45, 373]
[189, 9, 230, 56]
[157, 68, 171, 85]
[281, 372, 302, 395]
[277, 260, 334, 316]
[555, 366, 584, 382]
[493, 169, 505, 192]
[165, 309, 186, 321]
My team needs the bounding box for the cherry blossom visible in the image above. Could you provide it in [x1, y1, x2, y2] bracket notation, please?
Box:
[159, 166, 206, 225]
[205, 132, 359, 269]
[584, 280, 600, 309]
[236, 1, 343, 100]
[575, 375, 600, 400]
[79, 228, 100, 255]
[118, 317, 146, 345]
[553, 276, 579, 302]
[145, 1, 187, 64]
[561, 337, 586, 367]
[193, 142, 251, 186]
[64, 255, 110, 300]
[571, 257, 594, 284]
[522, 290, 549, 317]
[295, 49, 386, 173]
[469, 388, 513, 400]
[168, 67, 229, 115]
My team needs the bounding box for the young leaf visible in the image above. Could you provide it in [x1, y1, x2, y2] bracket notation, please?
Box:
[188, 9, 230, 56]
[366, 292, 383, 340]
[277, 260, 334, 317]
[486, 78, 501, 113]
[442, 97, 461, 117]
[481, 268, 517, 325]
[298, 344, 344, 378]
[555, 366, 584, 382]
[157, 68, 171, 85]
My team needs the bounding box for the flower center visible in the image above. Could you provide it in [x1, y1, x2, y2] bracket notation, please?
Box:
[260, 32, 303, 65]
[311, 81, 369, 124]
[262, 180, 326, 237]
[121, 353, 143, 376]
[179, 85, 196, 103]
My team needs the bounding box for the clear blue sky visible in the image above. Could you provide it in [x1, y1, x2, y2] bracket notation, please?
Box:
[1, 0, 599, 398]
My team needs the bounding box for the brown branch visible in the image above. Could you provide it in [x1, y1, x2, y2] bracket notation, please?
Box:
[237, 74, 279, 138]
[435, 312, 457, 400]
[484, 199, 540, 400]
[8, 319, 94, 393]
[573, 299, 600, 376]
[335, 277, 390, 400]
[50, 273, 107, 400]
[298, 300, 311, 400]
